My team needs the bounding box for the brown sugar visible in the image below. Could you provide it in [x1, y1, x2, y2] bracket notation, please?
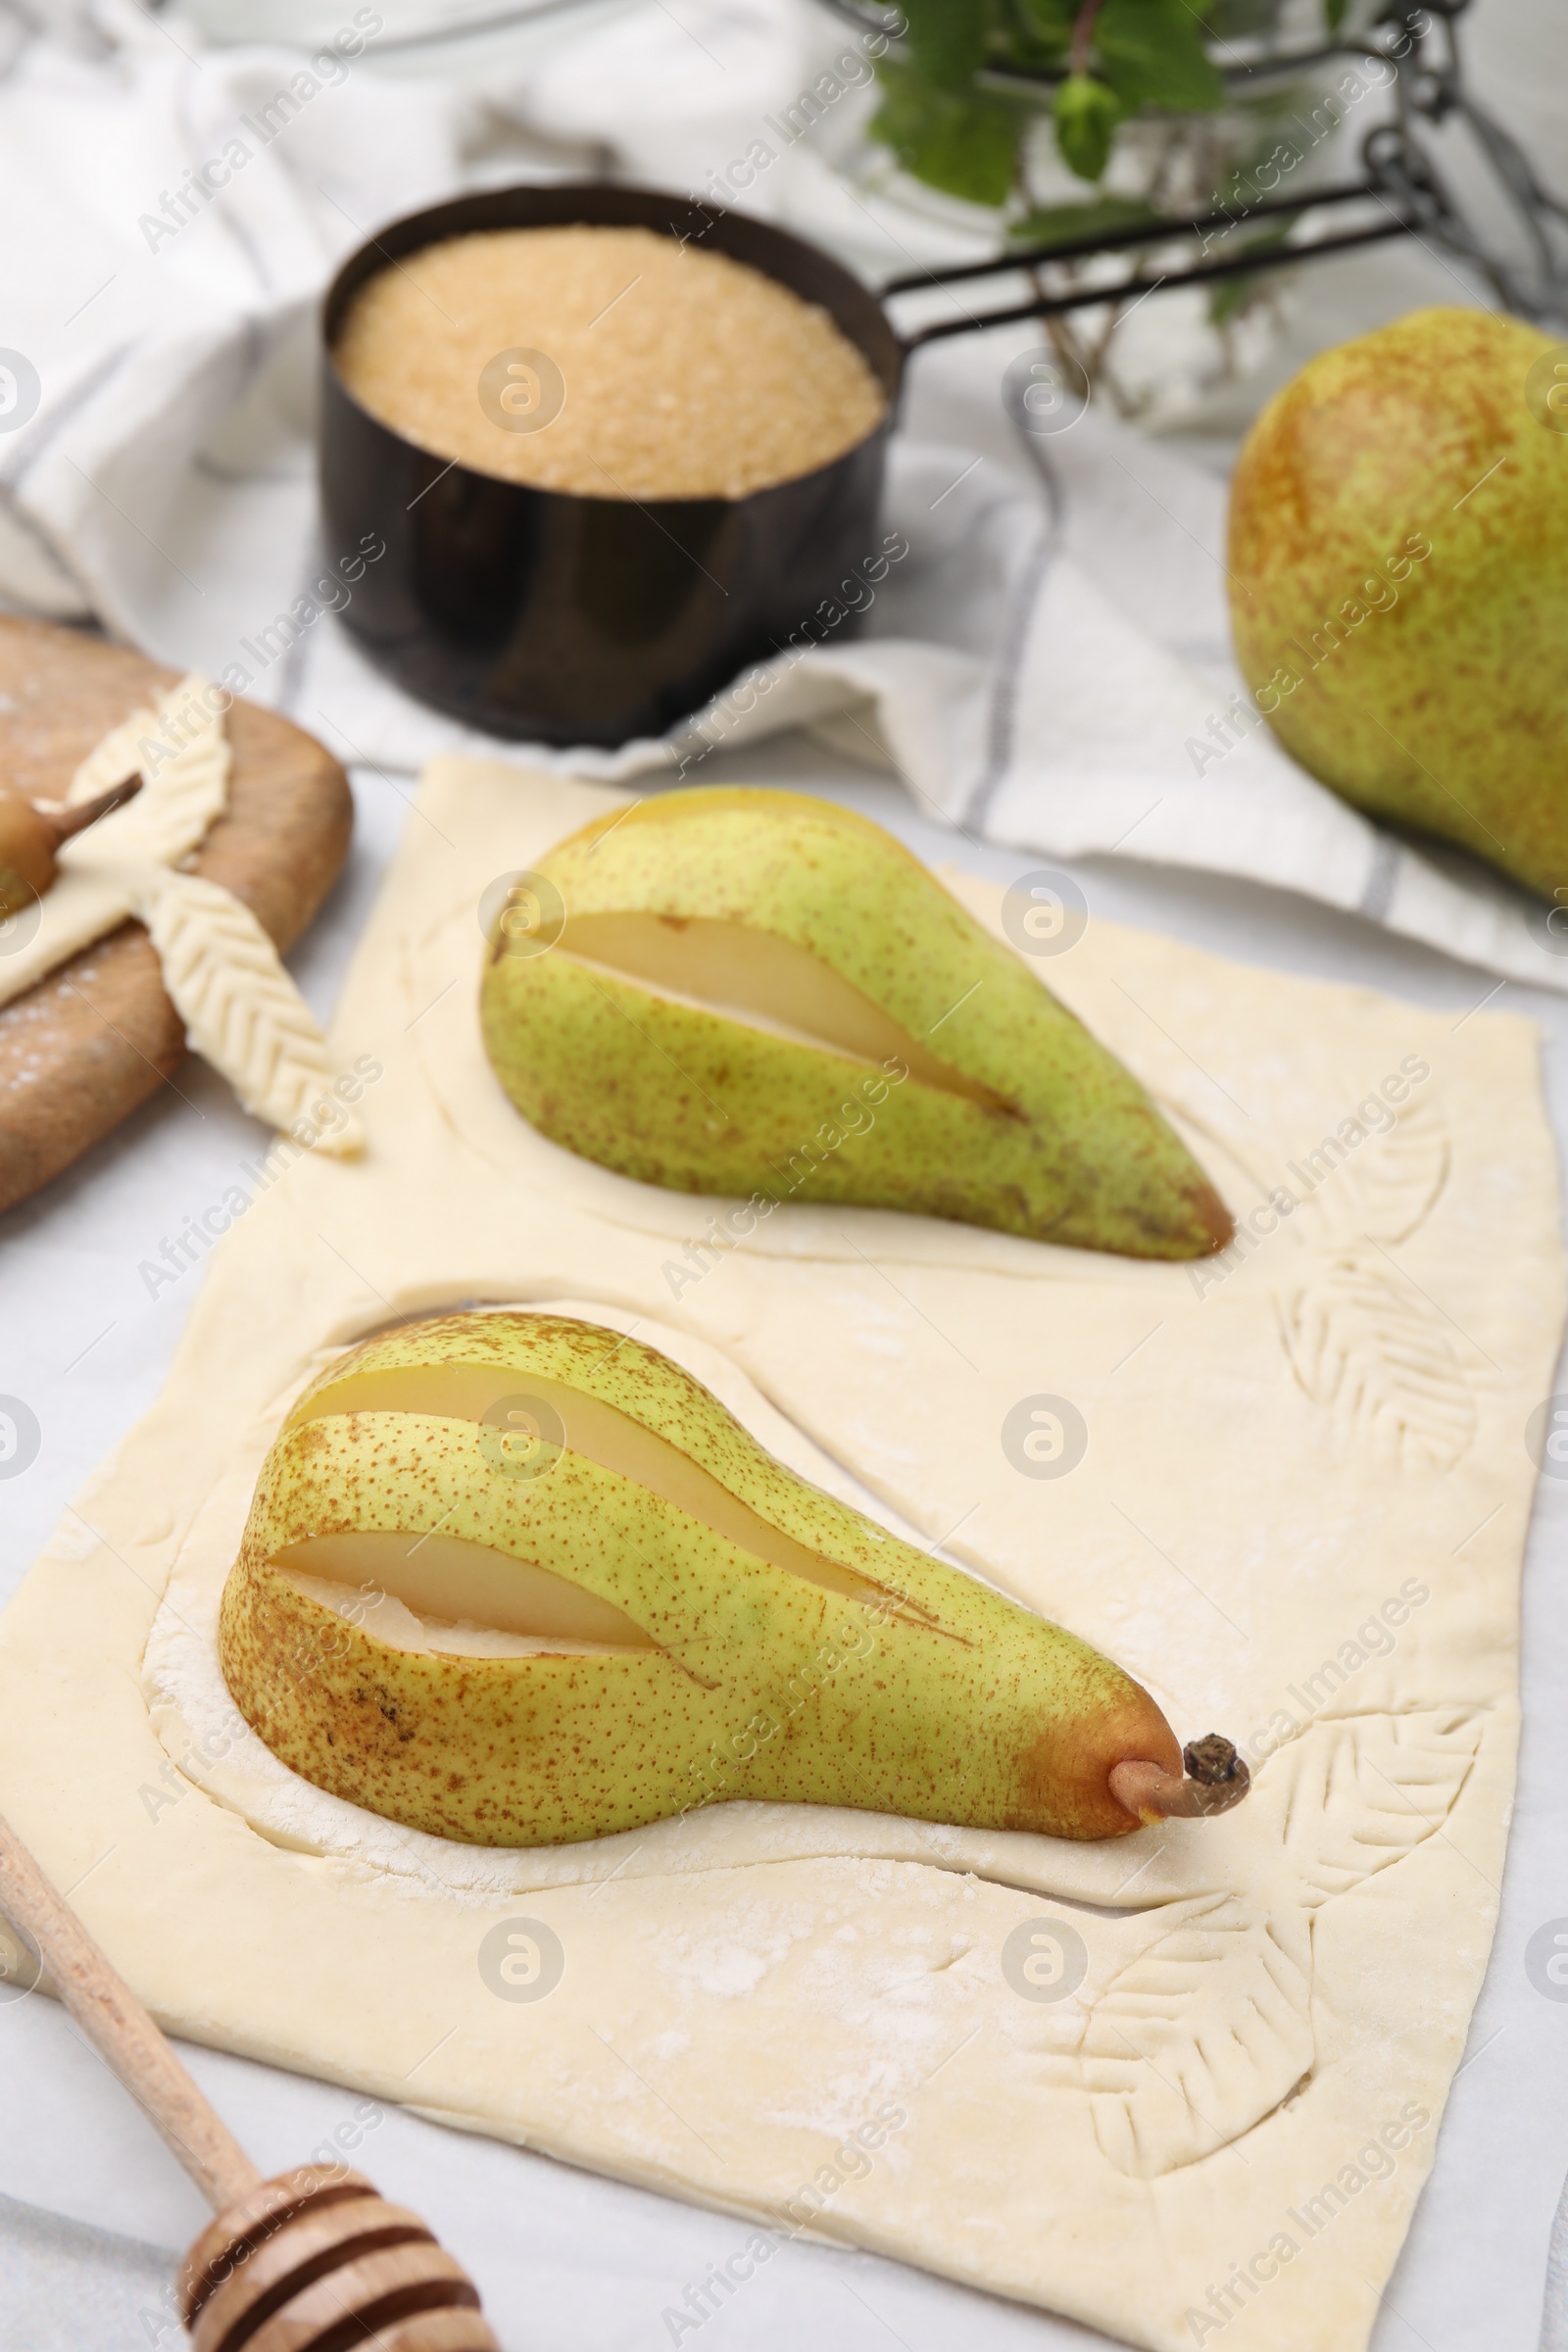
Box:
[332, 223, 887, 502]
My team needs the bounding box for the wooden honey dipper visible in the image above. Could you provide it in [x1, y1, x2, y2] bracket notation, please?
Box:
[0, 1815, 501, 2351]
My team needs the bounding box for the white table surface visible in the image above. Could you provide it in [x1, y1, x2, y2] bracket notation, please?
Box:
[5, 730, 1568, 2352]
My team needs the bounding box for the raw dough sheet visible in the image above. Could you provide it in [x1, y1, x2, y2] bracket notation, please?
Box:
[1, 758, 1562, 2352]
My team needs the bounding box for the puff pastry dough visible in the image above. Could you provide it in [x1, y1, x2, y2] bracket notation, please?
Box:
[0, 758, 1559, 2352]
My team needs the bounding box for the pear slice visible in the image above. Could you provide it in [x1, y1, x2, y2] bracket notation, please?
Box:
[273, 1529, 657, 1652]
[220, 1310, 1250, 1847]
[557, 909, 1006, 1105]
[277, 1565, 627, 1659]
[288, 1360, 906, 1616]
[479, 790, 1231, 1260]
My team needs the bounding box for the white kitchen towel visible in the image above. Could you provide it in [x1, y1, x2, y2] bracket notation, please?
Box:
[1, 0, 1566, 998]
[1, 2191, 179, 2352]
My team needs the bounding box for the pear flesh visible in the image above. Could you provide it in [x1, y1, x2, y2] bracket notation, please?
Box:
[558, 909, 1005, 1105]
[1228, 306, 1568, 899]
[220, 1312, 1246, 1847]
[275, 1532, 656, 1655]
[479, 790, 1231, 1261]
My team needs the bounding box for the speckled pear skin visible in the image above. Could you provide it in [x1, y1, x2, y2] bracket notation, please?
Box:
[478, 789, 1231, 1260]
[1229, 306, 1568, 897]
[220, 1312, 1180, 1846]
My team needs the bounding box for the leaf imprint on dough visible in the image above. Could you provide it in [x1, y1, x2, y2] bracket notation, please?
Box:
[1186, 1095, 1448, 1268]
[1327, 1093, 1449, 1247]
[1052, 1713, 1484, 2177]
[1277, 1254, 1477, 1470]
[1273, 1709, 1484, 1905]
[1058, 1894, 1312, 2179]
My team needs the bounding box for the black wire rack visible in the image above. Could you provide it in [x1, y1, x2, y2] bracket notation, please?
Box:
[823, 0, 1568, 339]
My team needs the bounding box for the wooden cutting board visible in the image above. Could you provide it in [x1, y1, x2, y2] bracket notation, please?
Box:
[0, 617, 354, 1215]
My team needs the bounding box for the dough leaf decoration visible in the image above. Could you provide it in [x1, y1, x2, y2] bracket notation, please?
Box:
[1241, 1090, 1475, 1467]
[1277, 1253, 1477, 1469]
[65, 672, 228, 867]
[3, 674, 360, 1151]
[1069, 1893, 1312, 2179]
[1268, 1707, 1483, 1907]
[1053, 1712, 1483, 2175]
[0, 672, 234, 1019]
[136, 869, 363, 1155]
[1328, 1092, 1449, 1248]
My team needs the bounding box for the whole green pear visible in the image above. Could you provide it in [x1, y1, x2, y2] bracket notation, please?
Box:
[220, 1312, 1235, 1846]
[479, 789, 1230, 1260]
[1229, 306, 1568, 897]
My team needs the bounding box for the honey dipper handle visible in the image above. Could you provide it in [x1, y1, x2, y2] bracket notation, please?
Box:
[0, 1814, 260, 2213]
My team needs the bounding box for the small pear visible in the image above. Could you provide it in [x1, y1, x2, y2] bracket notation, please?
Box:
[1229, 306, 1568, 898]
[220, 1312, 1249, 1846]
[0, 775, 141, 915]
[479, 789, 1229, 1260]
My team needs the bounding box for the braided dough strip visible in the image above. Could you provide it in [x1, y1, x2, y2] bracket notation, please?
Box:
[134, 868, 363, 1156]
[0, 674, 228, 1012]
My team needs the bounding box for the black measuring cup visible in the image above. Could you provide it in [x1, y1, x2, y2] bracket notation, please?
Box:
[319, 175, 1404, 749]
[319, 182, 902, 749]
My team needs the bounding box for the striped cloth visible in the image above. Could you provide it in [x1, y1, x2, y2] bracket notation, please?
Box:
[0, 0, 1565, 1004]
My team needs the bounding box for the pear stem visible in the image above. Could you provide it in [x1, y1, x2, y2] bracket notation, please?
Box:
[1069, 0, 1105, 74]
[41, 774, 142, 844]
[1109, 1735, 1250, 1827]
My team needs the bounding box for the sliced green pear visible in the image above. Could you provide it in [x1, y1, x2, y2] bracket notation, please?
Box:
[478, 790, 1231, 1260]
[220, 1311, 1250, 1846]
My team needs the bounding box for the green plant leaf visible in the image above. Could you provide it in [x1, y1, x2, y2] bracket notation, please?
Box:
[1207, 270, 1257, 323]
[1095, 0, 1227, 113]
[1205, 220, 1296, 321]
[900, 0, 990, 83]
[1197, 0, 1291, 33]
[1054, 73, 1123, 181]
[871, 61, 1027, 207]
[1011, 0, 1076, 50]
[1008, 194, 1160, 249]
[1325, 0, 1348, 24]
